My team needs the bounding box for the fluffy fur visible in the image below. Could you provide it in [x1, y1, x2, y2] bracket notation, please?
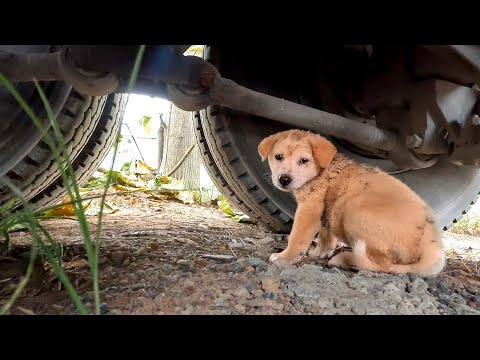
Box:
[258, 129, 445, 276]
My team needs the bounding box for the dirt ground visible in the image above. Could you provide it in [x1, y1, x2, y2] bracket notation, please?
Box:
[1, 193, 480, 315]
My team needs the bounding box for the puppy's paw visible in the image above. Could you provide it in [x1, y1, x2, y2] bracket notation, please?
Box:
[307, 245, 335, 259]
[269, 250, 304, 266]
[307, 245, 321, 258]
[327, 252, 355, 269]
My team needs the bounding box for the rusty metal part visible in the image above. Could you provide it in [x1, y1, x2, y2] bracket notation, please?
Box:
[169, 62, 401, 153]
[0, 49, 119, 96]
[406, 134, 423, 149]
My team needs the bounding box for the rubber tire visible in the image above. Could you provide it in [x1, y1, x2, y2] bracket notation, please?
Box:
[194, 46, 480, 233]
[0, 91, 126, 209]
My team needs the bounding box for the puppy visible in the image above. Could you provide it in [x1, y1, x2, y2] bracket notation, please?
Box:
[258, 129, 445, 276]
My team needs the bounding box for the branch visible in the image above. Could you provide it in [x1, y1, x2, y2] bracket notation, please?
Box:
[165, 144, 195, 177]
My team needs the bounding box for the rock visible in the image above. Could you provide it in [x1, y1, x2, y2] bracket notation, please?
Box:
[383, 283, 400, 292]
[100, 303, 109, 315]
[267, 301, 285, 311]
[437, 281, 452, 294]
[245, 266, 255, 272]
[202, 254, 236, 263]
[134, 247, 147, 256]
[234, 304, 246, 314]
[83, 291, 95, 302]
[408, 274, 418, 282]
[275, 234, 287, 242]
[226, 262, 245, 273]
[351, 306, 366, 315]
[263, 292, 274, 300]
[98, 256, 108, 265]
[258, 236, 275, 245]
[111, 251, 125, 265]
[251, 290, 264, 298]
[182, 305, 194, 315]
[261, 278, 280, 292]
[407, 278, 428, 293]
[257, 231, 267, 239]
[241, 257, 268, 271]
[465, 286, 478, 296]
[149, 243, 160, 251]
[122, 259, 130, 266]
[233, 286, 251, 298]
[228, 242, 244, 249]
[194, 259, 209, 267]
[177, 259, 194, 271]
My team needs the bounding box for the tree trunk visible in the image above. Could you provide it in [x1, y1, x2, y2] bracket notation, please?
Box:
[160, 104, 200, 187]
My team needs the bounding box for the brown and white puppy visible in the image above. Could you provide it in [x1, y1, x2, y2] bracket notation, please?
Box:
[258, 129, 445, 276]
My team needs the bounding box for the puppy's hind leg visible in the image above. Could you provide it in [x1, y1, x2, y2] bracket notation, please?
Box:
[327, 240, 386, 272]
[308, 227, 338, 259]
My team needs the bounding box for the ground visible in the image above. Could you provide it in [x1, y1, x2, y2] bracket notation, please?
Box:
[1, 192, 480, 315]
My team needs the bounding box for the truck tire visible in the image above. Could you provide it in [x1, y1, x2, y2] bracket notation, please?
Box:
[194, 45, 480, 233]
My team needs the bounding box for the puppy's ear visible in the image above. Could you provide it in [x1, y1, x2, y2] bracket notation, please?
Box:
[308, 134, 337, 169]
[258, 133, 284, 161]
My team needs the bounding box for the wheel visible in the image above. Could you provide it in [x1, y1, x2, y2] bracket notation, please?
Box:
[0, 45, 126, 210]
[194, 45, 480, 233]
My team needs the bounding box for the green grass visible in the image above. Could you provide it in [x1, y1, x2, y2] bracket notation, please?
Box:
[0, 45, 145, 315]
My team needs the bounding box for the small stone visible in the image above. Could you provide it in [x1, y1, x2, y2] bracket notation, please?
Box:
[182, 305, 194, 315]
[261, 278, 280, 292]
[122, 259, 130, 266]
[100, 303, 109, 315]
[226, 262, 245, 273]
[437, 281, 450, 294]
[111, 251, 125, 265]
[149, 243, 160, 251]
[383, 283, 400, 292]
[351, 307, 366, 315]
[242, 257, 268, 271]
[257, 231, 267, 239]
[263, 292, 274, 300]
[408, 273, 418, 282]
[251, 290, 264, 297]
[134, 247, 147, 256]
[467, 301, 477, 309]
[233, 286, 251, 298]
[228, 242, 244, 249]
[275, 234, 286, 241]
[234, 304, 246, 314]
[267, 301, 284, 311]
[177, 259, 193, 271]
[202, 254, 236, 263]
[213, 298, 229, 308]
[83, 291, 95, 302]
[195, 259, 209, 267]
[465, 286, 478, 296]
[98, 256, 108, 265]
[259, 236, 275, 245]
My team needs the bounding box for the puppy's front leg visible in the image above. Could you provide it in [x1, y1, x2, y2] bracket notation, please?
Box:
[270, 203, 323, 265]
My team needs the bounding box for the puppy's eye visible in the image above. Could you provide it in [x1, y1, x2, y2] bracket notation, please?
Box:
[275, 154, 283, 161]
[300, 158, 309, 164]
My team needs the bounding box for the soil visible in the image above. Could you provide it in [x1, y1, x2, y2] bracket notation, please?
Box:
[1, 193, 479, 315]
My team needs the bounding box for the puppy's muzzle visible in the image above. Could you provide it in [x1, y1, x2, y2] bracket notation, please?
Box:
[278, 174, 292, 188]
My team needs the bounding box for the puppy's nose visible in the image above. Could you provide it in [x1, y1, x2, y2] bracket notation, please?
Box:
[278, 174, 292, 187]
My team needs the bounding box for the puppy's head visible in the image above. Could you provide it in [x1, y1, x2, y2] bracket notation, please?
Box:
[258, 129, 337, 191]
